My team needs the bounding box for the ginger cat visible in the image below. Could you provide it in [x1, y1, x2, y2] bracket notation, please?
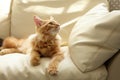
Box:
[0, 16, 64, 75]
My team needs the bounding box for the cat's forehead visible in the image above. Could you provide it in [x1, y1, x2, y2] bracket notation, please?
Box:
[45, 19, 59, 25]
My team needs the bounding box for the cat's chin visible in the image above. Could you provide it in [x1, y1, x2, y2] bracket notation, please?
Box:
[50, 32, 58, 36]
[50, 29, 59, 36]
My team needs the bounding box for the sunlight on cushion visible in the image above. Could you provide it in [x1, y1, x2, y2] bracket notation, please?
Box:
[0, 0, 12, 38]
[25, 6, 64, 15]
[0, 0, 11, 15]
[67, 0, 89, 13]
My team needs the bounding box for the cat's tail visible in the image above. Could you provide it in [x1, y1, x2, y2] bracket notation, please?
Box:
[0, 47, 3, 51]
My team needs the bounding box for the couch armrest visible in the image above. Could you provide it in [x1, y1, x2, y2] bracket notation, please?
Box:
[106, 50, 120, 80]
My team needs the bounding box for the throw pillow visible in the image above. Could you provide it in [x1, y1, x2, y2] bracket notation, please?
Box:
[69, 3, 120, 72]
[108, 0, 120, 11]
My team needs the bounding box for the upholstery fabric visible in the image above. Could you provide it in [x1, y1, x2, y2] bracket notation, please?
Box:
[0, 47, 107, 80]
[0, 0, 12, 38]
[108, 0, 120, 11]
[106, 50, 120, 80]
[69, 4, 120, 72]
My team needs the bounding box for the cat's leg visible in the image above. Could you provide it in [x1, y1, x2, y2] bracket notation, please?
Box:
[0, 48, 21, 55]
[47, 52, 64, 75]
[30, 50, 40, 66]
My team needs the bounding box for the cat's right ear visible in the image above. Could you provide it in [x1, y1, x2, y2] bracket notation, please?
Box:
[34, 16, 42, 27]
[50, 16, 54, 21]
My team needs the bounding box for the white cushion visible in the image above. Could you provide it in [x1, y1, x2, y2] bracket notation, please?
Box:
[11, 0, 108, 45]
[69, 4, 120, 72]
[0, 0, 12, 38]
[0, 46, 107, 80]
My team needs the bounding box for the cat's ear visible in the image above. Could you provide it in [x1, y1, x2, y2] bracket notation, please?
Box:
[50, 16, 54, 21]
[34, 15, 42, 26]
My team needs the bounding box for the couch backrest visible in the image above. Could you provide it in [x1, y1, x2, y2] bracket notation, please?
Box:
[0, 0, 108, 44]
[0, 0, 12, 38]
[10, 0, 107, 45]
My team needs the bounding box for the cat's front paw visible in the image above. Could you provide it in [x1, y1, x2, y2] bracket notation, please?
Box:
[47, 64, 58, 75]
[0, 50, 7, 55]
[30, 56, 40, 66]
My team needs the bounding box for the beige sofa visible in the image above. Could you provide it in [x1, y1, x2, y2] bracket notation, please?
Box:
[106, 50, 120, 80]
[0, 0, 120, 80]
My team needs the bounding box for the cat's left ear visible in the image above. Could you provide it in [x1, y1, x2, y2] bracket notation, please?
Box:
[34, 15, 42, 26]
[50, 16, 54, 21]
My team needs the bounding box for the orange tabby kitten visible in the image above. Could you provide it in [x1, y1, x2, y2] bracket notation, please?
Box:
[0, 16, 64, 75]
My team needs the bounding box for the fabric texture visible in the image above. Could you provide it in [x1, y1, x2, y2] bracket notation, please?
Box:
[0, 47, 107, 80]
[106, 50, 120, 80]
[108, 0, 120, 11]
[0, 0, 12, 38]
[11, 0, 107, 46]
[69, 4, 120, 72]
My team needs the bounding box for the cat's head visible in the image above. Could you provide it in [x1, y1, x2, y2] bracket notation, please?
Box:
[34, 16, 60, 36]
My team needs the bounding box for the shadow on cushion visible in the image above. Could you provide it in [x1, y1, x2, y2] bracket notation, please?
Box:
[0, 38, 3, 47]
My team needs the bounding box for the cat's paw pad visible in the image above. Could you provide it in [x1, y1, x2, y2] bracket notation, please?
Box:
[47, 65, 58, 75]
[30, 56, 40, 66]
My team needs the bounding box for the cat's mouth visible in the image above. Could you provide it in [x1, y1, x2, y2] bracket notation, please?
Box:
[56, 27, 60, 31]
[49, 27, 60, 35]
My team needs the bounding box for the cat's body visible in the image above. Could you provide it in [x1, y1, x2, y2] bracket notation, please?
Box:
[0, 16, 64, 75]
